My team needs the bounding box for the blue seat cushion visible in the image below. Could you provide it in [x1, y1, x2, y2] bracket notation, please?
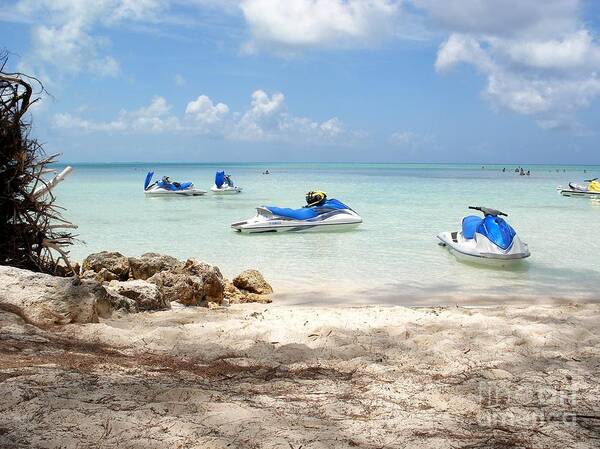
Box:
[462, 215, 483, 239]
[265, 207, 319, 220]
[266, 199, 349, 220]
[158, 180, 192, 190]
[177, 182, 193, 190]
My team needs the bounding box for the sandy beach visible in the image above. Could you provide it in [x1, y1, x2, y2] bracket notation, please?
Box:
[2, 301, 599, 448]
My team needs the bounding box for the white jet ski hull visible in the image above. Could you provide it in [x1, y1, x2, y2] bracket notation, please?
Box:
[232, 208, 362, 233]
[437, 231, 530, 266]
[144, 186, 206, 196]
[559, 189, 600, 198]
[210, 185, 243, 194]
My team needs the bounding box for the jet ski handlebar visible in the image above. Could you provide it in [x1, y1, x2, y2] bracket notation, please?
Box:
[584, 178, 598, 182]
[468, 206, 508, 217]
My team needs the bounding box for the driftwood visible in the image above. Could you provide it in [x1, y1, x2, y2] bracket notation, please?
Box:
[0, 49, 78, 280]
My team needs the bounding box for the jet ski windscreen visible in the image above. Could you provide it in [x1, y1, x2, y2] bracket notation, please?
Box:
[322, 199, 350, 210]
[144, 171, 154, 190]
[215, 171, 225, 188]
[477, 216, 516, 250]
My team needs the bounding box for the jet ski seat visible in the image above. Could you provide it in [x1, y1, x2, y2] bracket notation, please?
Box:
[176, 182, 193, 190]
[462, 215, 483, 239]
[158, 180, 193, 190]
[266, 207, 320, 220]
[265, 199, 350, 220]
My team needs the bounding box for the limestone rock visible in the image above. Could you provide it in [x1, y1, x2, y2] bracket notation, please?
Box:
[148, 258, 224, 306]
[232, 269, 273, 295]
[54, 261, 81, 278]
[100, 287, 139, 313]
[224, 278, 272, 304]
[0, 266, 110, 326]
[82, 251, 130, 281]
[82, 268, 119, 283]
[128, 253, 180, 280]
[105, 280, 169, 311]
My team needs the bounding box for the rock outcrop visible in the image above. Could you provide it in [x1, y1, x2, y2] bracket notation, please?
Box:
[54, 261, 81, 278]
[104, 280, 169, 311]
[224, 278, 272, 304]
[148, 258, 224, 306]
[128, 253, 180, 280]
[0, 266, 111, 326]
[101, 286, 139, 313]
[0, 253, 273, 322]
[232, 269, 273, 295]
[82, 267, 120, 283]
[82, 251, 130, 281]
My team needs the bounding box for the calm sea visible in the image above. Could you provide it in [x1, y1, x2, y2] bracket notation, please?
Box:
[54, 162, 600, 305]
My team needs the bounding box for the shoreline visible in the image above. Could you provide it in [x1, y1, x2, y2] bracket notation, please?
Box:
[271, 285, 600, 307]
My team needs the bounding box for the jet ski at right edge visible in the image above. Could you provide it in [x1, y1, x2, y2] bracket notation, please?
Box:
[437, 206, 530, 265]
[558, 178, 600, 198]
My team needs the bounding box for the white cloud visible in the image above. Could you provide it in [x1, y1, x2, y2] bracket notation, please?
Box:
[435, 34, 493, 72]
[412, 0, 579, 38]
[53, 89, 349, 144]
[428, 0, 600, 129]
[9, 0, 168, 78]
[9, 0, 600, 132]
[185, 95, 230, 128]
[436, 31, 600, 128]
[497, 30, 600, 70]
[231, 90, 346, 142]
[53, 96, 179, 133]
[232, 0, 600, 129]
[390, 130, 433, 147]
[240, 0, 400, 50]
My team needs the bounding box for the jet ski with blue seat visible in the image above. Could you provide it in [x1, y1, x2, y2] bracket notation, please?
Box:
[231, 191, 362, 233]
[558, 178, 600, 198]
[144, 172, 206, 196]
[210, 171, 242, 194]
[437, 206, 530, 265]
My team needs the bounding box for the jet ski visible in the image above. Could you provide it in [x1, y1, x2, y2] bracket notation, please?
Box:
[231, 191, 362, 233]
[437, 206, 530, 265]
[558, 178, 600, 198]
[144, 172, 206, 196]
[210, 171, 242, 194]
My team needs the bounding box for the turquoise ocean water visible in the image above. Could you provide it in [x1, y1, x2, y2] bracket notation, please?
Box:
[55, 163, 600, 305]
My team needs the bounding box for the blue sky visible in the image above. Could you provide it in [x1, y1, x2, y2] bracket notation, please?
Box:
[2, 0, 600, 163]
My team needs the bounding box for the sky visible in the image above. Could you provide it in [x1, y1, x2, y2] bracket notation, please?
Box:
[1, 0, 600, 163]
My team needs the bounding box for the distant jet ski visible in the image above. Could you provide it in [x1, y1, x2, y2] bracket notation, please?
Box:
[437, 206, 530, 265]
[558, 178, 600, 198]
[144, 172, 206, 196]
[210, 171, 242, 194]
[231, 191, 362, 233]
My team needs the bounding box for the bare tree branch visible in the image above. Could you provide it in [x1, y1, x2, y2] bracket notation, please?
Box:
[0, 49, 78, 277]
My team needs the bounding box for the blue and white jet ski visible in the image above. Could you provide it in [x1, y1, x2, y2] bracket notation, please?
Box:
[231, 192, 362, 233]
[437, 206, 530, 265]
[210, 171, 242, 194]
[144, 172, 206, 196]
